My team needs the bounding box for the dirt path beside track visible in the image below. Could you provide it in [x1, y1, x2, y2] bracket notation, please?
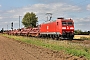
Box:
[0, 36, 86, 60]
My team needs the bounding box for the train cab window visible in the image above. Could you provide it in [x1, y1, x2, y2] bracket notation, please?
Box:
[39, 25, 41, 27]
[57, 22, 59, 25]
[62, 22, 67, 25]
[68, 22, 73, 25]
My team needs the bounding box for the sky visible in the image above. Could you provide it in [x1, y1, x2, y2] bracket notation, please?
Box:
[0, 0, 90, 31]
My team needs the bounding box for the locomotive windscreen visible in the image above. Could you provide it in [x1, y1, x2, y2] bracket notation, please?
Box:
[62, 21, 73, 25]
[68, 22, 73, 25]
[62, 22, 67, 25]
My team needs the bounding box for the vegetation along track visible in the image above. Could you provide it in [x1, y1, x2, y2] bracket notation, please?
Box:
[1, 34, 90, 60]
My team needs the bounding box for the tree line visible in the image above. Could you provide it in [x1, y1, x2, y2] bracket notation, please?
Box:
[74, 30, 90, 35]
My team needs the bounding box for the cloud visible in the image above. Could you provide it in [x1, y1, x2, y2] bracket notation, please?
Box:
[74, 17, 90, 23]
[22, 3, 81, 13]
[3, 3, 81, 22]
[7, 10, 15, 13]
[0, 5, 1, 7]
[0, 16, 3, 19]
[87, 4, 90, 10]
[73, 16, 90, 31]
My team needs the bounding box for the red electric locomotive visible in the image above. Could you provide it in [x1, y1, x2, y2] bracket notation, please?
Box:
[39, 18, 74, 40]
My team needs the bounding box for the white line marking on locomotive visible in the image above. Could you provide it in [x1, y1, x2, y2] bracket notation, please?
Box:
[62, 27, 66, 29]
[47, 26, 49, 29]
[67, 26, 69, 29]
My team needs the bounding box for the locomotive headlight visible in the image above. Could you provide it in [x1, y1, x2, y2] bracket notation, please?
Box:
[70, 27, 74, 29]
[62, 27, 66, 29]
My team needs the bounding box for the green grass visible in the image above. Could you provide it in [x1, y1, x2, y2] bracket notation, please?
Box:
[2, 34, 90, 60]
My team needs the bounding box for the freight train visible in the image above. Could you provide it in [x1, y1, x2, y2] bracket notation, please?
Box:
[7, 18, 74, 40]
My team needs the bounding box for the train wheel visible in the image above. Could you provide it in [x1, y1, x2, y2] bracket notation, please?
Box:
[52, 35, 55, 40]
[55, 35, 59, 40]
[69, 37, 73, 41]
[56, 37, 59, 40]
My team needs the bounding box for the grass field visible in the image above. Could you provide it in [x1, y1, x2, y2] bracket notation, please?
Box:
[2, 34, 90, 60]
